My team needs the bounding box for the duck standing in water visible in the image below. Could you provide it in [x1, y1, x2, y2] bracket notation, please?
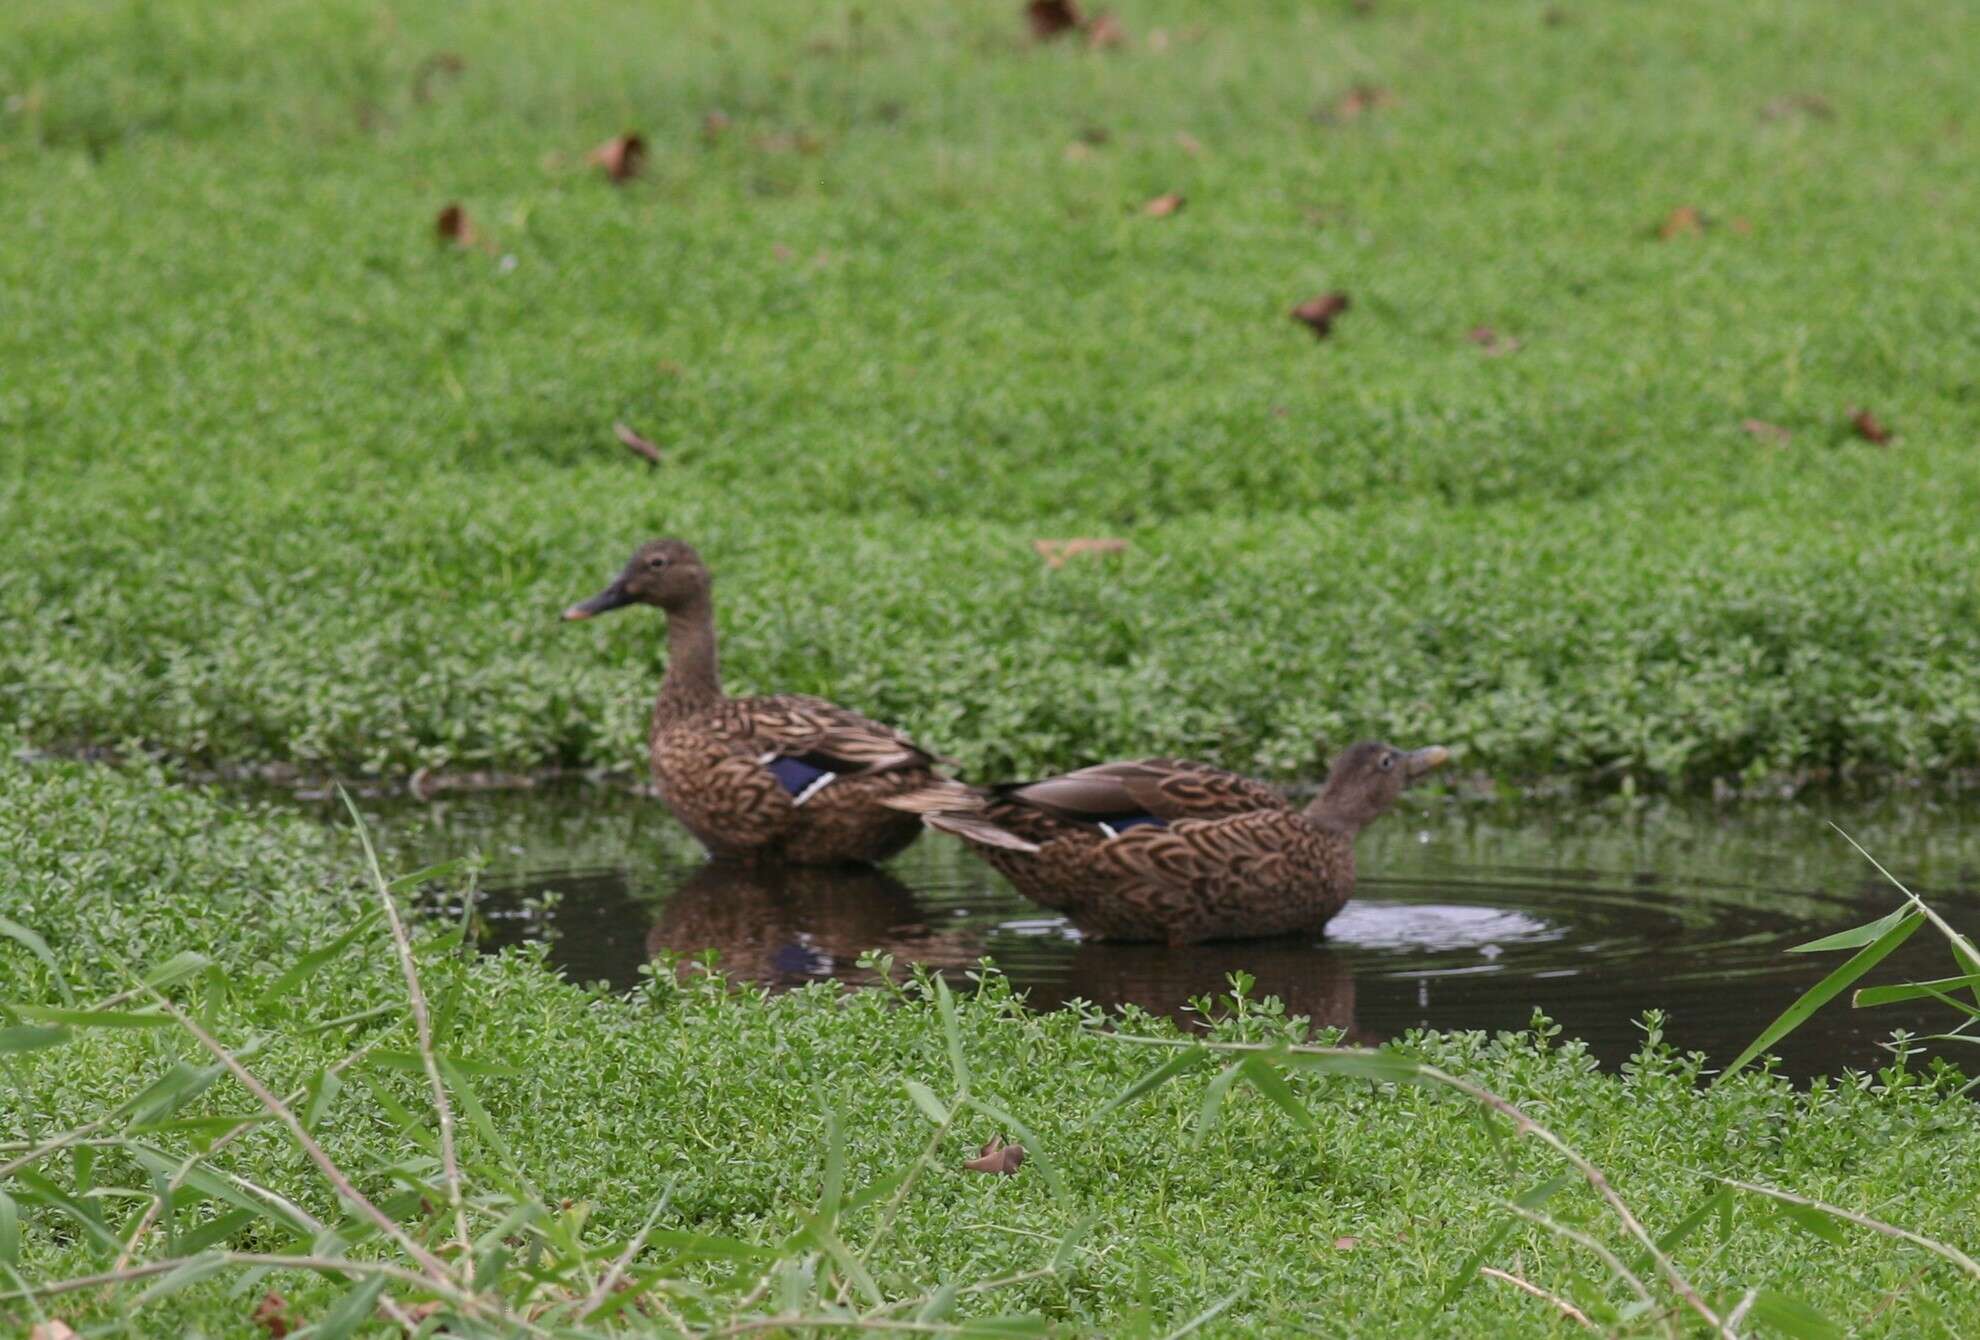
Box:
[886, 742, 1449, 944]
[563, 539, 946, 865]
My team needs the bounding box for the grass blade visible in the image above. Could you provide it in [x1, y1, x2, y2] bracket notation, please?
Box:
[934, 973, 971, 1096]
[1237, 1054, 1314, 1131]
[1854, 974, 1980, 1012]
[1438, 1171, 1576, 1307]
[1191, 1062, 1246, 1146]
[0, 916, 71, 1005]
[903, 1078, 951, 1126]
[1090, 1045, 1210, 1123]
[1719, 911, 1923, 1081]
[0, 1025, 70, 1055]
[1745, 1289, 1842, 1340]
[1788, 905, 1910, 954]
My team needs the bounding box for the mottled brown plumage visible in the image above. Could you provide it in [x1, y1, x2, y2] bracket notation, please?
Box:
[563, 539, 943, 864]
[887, 742, 1449, 944]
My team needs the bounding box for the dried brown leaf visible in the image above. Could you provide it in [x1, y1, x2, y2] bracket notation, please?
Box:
[1849, 407, 1893, 445]
[614, 422, 663, 465]
[702, 110, 731, 141]
[1466, 325, 1520, 357]
[1086, 12, 1128, 48]
[1174, 130, 1203, 155]
[1291, 291, 1351, 339]
[1657, 205, 1705, 240]
[1063, 141, 1097, 163]
[1033, 538, 1129, 569]
[964, 1135, 1027, 1174]
[435, 202, 476, 247]
[253, 1292, 297, 1339]
[586, 132, 647, 183]
[1331, 84, 1397, 122]
[410, 52, 465, 104]
[1741, 418, 1791, 446]
[1761, 93, 1834, 122]
[29, 1326, 80, 1340]
[1026, 0, 1082, 41]
[1142, 192, 1185, 218]
[1333, 1235, 1360, 1251]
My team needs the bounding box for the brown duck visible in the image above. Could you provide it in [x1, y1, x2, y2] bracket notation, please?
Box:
[886, 742, 1449, 944]
[563, 539, 945, 865]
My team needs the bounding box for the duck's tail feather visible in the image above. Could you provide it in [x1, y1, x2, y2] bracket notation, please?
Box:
[925, 811, 1041, 854]
[879, 780, 988, 815]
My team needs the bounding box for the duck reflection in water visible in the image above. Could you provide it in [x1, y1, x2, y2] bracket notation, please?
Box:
[645, 862, 980, 988]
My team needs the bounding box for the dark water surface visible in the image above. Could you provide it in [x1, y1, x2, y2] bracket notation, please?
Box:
[307, 784, 1980, 1080]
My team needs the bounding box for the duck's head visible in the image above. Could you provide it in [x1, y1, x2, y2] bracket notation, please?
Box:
[1308, 740, 1450, 832]
[562, 538, 712, 620]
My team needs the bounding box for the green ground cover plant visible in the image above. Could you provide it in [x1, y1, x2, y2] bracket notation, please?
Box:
[5, 749, 1980, 1337]
[4, 0, 1979, 789]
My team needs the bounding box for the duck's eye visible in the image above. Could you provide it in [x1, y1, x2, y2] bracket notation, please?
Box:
[646, 556, 668, 570]
[1379, 754, 1395, 771]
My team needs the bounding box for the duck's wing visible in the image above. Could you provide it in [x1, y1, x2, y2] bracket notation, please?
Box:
[1006, 758, 1288, 824]
[733, 694, 945, 775]
[1090, 811, 1302, 888]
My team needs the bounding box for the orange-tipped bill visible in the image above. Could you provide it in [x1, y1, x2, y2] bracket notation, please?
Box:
[1404, 745, 1451, 780]
[561, 581, 634, 621]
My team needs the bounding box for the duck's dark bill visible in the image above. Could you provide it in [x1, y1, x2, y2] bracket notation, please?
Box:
[562, 583, 634, 621]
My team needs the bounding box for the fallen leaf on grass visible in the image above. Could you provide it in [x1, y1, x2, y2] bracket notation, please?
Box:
[1333, 1236, 1360, 1251]
[1291, 291, 1351, 339]
[1174, 130, 1203, 155]
[1849, 407, 1894, 445]
[28, 1325, 79, 1340]
[1741, 418, 1792, 446]
[410, 52, 465, 104]
[964, 1135, 1027, 1174]
[754, 129, 824, 155]
[1657, 205, 1705, 239]
[1086, 12, 1128, 48]
[1328, 84, 1397, 122]
[1466, 326, 1520, 356]
[614, 422, 663, 465]
[1761, 93, 1834, 122]
[435, 203, 477, 247]
[1033, 538, 1129, 568]
[587, 132, 647, 182]
[1026, 0, 1082, 40]
[702, 110, 731, 141]
[1142, 192, 1185, 217]
[253, 1292, 298, 1338]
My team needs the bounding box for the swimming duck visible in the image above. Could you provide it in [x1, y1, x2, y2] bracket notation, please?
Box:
[885, 742, 1449, 944]
[563, 539, 945, 865]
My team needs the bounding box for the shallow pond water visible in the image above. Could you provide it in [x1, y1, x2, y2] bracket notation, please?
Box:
[303, 783, 1980, 1080]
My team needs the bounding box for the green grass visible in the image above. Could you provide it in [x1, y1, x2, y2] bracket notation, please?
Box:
[5, 0, 1980, 789]
[5, 746, 1980, 1337]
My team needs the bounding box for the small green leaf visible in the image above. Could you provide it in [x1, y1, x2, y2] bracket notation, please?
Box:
[138, 950, 210, 991]
[903, 1078, 951, 1126]
[934, 973, 971, 1096]
[1238, 1054, 1315, 1130]
[12, 1004, 174, 1029]
[315, 1272, 391, 1340]
[1090, 1045, 1210, 1123]
[1720, 911, 1923, 1081]
[1746, 1289, 1843, 1340]
[1772, 1201, 1851, 1247]
[1192, 1062, 1246, 1146]
[916, 1280, 962, 1322]
[0, 915, 71, 1005]
[387, 859, 470, 892]
[1789, 904, 1911, 953]
[955, 1317, 1050, 1338]
[132, 1252, 227, 1305]
[1854, 973, 1980, 1010]
[0, 1188, 17, 1265]
[1277, 1048, 1426, 1084]
[0, 1024, 70, 1054]
[255, 906, 381, 1007]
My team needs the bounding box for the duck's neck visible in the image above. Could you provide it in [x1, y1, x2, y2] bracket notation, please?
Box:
[1302, 788, 1371, 837]
[655, 596, 723, 726]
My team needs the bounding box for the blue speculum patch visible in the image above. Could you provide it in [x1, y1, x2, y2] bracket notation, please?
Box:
[1104, 815, 1167, 832]
[766, 756, 832, 797]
